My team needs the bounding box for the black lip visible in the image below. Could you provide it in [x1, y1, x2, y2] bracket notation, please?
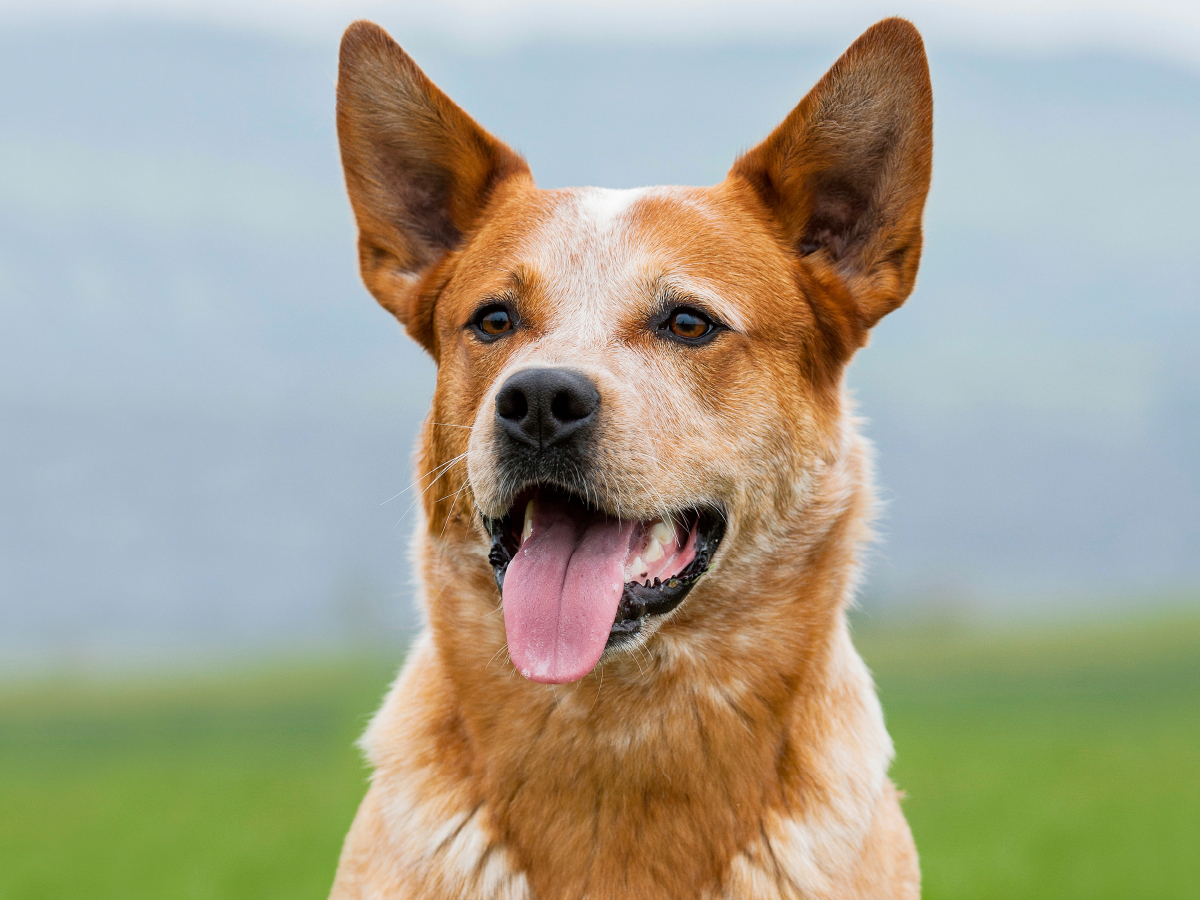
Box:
[482, 492, 726, 650]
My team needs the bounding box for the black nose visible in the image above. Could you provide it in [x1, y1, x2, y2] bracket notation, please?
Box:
[495, 368, 600, 449]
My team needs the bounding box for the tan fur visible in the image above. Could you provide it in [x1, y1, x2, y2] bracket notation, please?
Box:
[331, 17, 932, 900]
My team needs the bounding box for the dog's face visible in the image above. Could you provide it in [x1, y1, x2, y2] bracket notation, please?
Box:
[337, 20, 932, 684]
[439, 185, 827, 682]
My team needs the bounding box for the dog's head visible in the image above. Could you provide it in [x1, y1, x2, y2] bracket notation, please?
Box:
[337, 20, 932, 685]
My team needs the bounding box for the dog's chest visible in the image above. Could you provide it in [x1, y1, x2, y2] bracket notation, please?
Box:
[396, 798, 873, 900]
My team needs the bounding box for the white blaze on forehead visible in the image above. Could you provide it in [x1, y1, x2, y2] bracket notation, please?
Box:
[517, 186, 657, 347]
[517, 185, 748, 349]
[576, 186, 652, 233]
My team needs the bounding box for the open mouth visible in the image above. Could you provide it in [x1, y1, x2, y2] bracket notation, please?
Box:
[483, 488, 725, 684]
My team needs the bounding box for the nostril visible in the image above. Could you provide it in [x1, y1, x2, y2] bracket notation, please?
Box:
[550, 389, 590, 423]
[496, 386, 528, 422]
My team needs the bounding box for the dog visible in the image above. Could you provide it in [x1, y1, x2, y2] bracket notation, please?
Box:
[330, 16, 932, 900]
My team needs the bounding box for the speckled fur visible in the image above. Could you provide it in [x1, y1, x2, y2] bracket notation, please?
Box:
[331, 17, 932, 900]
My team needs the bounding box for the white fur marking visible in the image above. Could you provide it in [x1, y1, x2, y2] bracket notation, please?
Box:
[578, 186, 651, 233]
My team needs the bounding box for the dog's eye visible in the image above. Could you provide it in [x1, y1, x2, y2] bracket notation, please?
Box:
[470, 304, 515, 340]
[480, 309, 512, 335]
[663, 308, 715, 342]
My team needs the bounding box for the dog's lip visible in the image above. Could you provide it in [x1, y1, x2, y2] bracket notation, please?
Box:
[482, 487, 726, 645]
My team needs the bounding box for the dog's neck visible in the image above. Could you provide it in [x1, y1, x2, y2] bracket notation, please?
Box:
[358, 433, 893, 899]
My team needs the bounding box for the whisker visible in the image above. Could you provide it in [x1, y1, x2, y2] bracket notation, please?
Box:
[590, 663, 605, 712]
[381, 451, 468, 506]
[631, 645, 646, 677]
[397, 453, 469, 519]
[485, 642, 509, 671]
[439, 483, 470, 537]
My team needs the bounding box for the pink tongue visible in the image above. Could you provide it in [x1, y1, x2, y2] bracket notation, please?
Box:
[502, 504, 634, 684]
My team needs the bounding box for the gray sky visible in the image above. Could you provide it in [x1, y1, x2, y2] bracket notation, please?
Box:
[3, 0, 1199, 70]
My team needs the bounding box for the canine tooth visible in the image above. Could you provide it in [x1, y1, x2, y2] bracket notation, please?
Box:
[650, 521, 674, 545]
[628, 556, 645, 579]
[643, 538, 664, 562]
[522, 499, 535, 543]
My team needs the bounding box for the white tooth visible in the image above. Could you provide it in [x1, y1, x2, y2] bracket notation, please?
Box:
[522, 499, 535, 543]
[643, 538, 664, 562]
[627, 556, 645, 580]
[650, 521, 674, 545]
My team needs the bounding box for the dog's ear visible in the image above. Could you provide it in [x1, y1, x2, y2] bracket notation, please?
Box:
[336, 21, 531, 351]
[729, 18, 932, 338]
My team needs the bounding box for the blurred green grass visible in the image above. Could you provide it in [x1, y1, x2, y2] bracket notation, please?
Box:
[2, 611, 1198, 899]
[0, 659, 396, 900]
[858, 609, 1200, 899]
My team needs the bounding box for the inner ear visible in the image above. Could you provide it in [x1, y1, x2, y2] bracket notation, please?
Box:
[799, 172, 877, 259]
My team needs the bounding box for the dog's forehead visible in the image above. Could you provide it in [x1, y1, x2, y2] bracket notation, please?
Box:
[573, 186, 651, 232]
[513, 185, 750, 334]
[533, 184, 731, 264]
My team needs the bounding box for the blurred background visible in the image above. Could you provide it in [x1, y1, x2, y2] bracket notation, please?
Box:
[1, 1, 1197, 898]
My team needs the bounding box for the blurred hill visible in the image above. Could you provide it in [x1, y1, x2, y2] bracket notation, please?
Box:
[1, 20, 1197, 663]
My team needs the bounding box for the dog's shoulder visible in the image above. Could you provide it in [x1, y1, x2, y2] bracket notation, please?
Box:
[331, 632, 531, 900]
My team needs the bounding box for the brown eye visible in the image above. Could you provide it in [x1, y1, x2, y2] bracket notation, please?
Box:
[480, 310, 511, 334]
[666, 308, 714, 341]
[471, 304, 515, 340]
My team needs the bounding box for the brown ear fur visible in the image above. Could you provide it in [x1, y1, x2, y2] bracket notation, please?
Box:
[729, 17, 933, 345]
[336, 21, 531, 352]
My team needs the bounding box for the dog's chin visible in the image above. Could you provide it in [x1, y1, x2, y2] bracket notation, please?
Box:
[482, 486, 726, 675]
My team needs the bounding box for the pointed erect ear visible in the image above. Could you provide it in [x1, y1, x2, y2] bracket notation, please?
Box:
[729, 18, 933, 334]
[336, 21, 531, 350]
